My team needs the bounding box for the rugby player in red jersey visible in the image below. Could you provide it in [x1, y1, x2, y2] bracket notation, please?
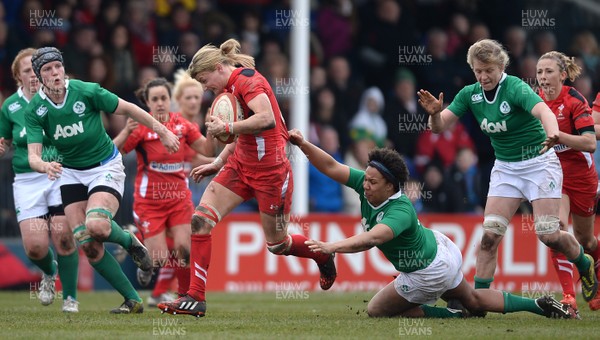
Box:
[158, 39, 337, 317]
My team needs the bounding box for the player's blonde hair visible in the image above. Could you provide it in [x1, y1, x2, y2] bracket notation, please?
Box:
[11, 48, 36, 86]
[187, 39, 255, 80]
[173, 68, 203, 100]
[467, 39, 510, 70]
[539, 51, 582, 83]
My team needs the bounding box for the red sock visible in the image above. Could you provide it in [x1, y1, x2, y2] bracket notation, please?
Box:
[287, 234, 330, 265]
[551, 250, 575, 296]
[187, 234, 211, 301]
[175, 266, 190, 296]
[153, 266, 175, 297]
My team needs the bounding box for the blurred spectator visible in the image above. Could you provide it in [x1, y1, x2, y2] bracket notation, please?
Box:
[573, 73, 594, 103]
[239, 9, 262, 58]
[96, 0, 121, 42]
[421, 163, 452, 213]
[127, 0, 158, 67]
[570, 30, 600, 88]
[63, 24, 102, 79]
[445, 148, 483, 213]
[357, 0, 418, 90]
[73, 0, 101, 26]
[310, 65, 327, 94]
[350, 86, 387, 148]
[418, 27, 462, 102]
[108, 24, 137, 99]
[157, 3, 193, 46]
[317, 0, 355, 60]
[178, 31, 201, 69]
[342, 130, 377, 214]
[309, 126, 344, 213]
[404, 178, 424, 214]
[309, 87, 336, 144]
[503, 25, 528, 76]
[445, 12, 470, 57]
[327, 55, 363, 152]
[384, 68, 427, 160]
[532, 30, 557, 56]
[414, 120, 475, 176]
[53, 1, 73, 47]
[191, 0, 235, 44]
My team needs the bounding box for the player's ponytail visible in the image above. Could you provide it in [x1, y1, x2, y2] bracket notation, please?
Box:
[188, 39, 255, 80]
[539, 51, 582, 83]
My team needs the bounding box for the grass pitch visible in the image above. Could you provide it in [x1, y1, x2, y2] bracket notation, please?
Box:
[0, 291, 598, 339]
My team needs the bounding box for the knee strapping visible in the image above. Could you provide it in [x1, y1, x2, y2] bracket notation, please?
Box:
[535, 215, 560, 235]
[267, 235, 292, 255]
[193, 203, 222, 228]
[482, 214, 509, 235]
[73, 225, 92, 244]
[86, 208, 113, 225]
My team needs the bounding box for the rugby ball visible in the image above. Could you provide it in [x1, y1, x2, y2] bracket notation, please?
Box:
[209, 92, 243, 144]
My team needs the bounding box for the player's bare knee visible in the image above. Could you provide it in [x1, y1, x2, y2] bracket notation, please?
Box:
[537, 233, 561, 249]
[56, 235, 76, 254]
[25, 244, 46, 260]
[267, 235, 292, 255]
[81, 242, 100, 259]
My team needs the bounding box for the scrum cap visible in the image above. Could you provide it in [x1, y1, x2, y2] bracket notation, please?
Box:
[31, 47, 63, 80]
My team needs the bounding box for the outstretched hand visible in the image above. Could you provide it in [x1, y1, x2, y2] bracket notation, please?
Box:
[0, 137, 6, 156]
[305, 239, 335, 254]
[417, 89, 444, 116]
[288, 128, 305, 146]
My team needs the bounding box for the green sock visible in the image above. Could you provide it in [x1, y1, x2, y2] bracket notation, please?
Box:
[569, 245, 591, 274]
[57, 250, 79, 300]
[474, 276, 493, 289]
[30, 247, 57, 276]
[420, 305, 464, 318]
[502, 291, 544, 316]
[106, 220, 132, 249]
[90, 249, 141, 302]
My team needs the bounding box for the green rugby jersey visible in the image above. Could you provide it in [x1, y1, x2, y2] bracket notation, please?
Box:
[346, 168, 437, 273]
[0, 88, 59, 173]
[447, 74, 546, 161]
[25, 79, 119, 168]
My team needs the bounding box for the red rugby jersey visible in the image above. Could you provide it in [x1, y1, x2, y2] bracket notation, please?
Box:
[224, 68, 289, 169]
[539, 86, 596, 178]
[123, 112, 201, 202]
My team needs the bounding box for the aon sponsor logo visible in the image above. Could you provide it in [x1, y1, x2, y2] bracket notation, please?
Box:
[54, 121, 84, 140]
[480, 118, 507, 133]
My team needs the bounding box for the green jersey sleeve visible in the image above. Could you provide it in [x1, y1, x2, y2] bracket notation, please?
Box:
[24, 101, 45, 144]
[447, 85, 474, 118]
[88, 83, 119, 114]
[510, 79, 543, 113]
[0, 102, 12, 139]
[346, 167, 365, 196]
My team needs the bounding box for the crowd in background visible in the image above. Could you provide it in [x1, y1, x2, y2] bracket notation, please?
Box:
[0, 0, 600, 235]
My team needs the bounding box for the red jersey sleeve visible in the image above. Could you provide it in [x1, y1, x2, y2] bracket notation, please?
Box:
[568, 88, 594, 131]
[122, 126, 145, 154]
[239, 75, 269, 105]
[184, 120, 202, 146]
[592, 92, 600, 113]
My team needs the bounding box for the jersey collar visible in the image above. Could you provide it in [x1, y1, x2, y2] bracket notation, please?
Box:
[17, 87, 30, 103]
[38, 79, 70, 109]
[366, 189, 403, 210]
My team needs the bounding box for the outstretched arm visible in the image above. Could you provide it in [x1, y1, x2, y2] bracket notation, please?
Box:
[305, 224, 395, 254]
[113, 99, 180, 153]
[288, 128, 350, 185]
